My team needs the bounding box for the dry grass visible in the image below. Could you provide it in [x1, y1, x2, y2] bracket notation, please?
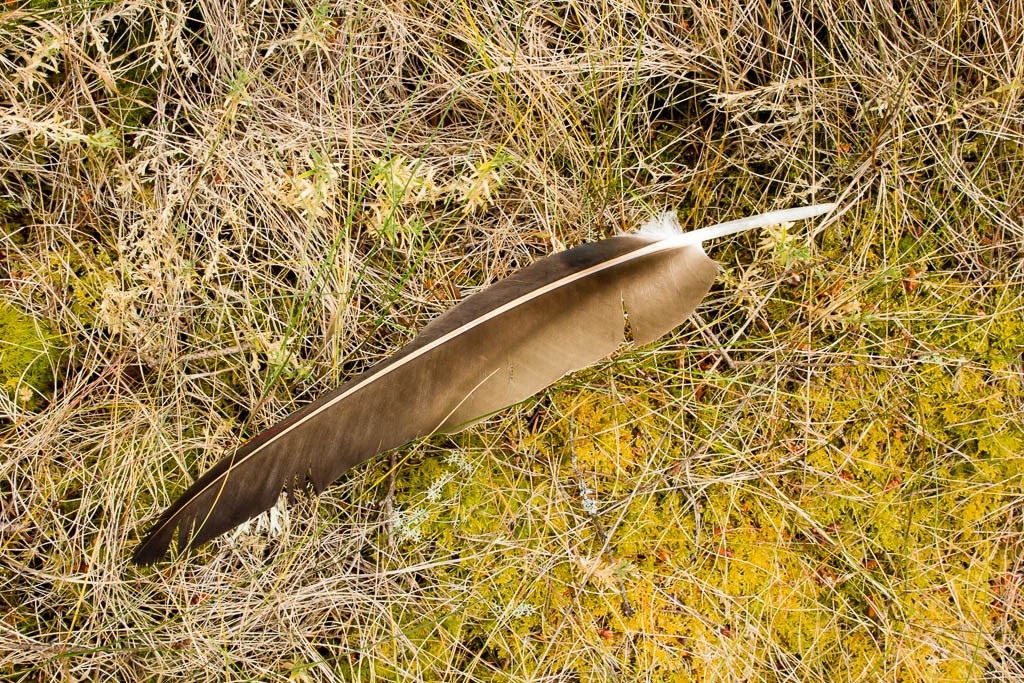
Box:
[2, 0, 1022, 680]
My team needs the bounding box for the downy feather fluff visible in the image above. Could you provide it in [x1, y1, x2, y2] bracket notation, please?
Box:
[133, 204, 834, 564]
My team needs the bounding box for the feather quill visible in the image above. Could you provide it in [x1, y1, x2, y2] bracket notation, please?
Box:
[132, 204, 835, 564]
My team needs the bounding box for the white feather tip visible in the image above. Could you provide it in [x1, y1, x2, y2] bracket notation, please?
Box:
[643, 202, 837, 247]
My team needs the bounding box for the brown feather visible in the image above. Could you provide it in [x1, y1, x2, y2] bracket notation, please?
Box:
[132, 232, 718, 564]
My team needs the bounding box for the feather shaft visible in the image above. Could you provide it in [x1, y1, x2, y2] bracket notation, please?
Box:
[670, 203, 837, 246]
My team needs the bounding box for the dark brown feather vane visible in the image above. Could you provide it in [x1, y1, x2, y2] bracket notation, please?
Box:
[132, 205, 834, 564]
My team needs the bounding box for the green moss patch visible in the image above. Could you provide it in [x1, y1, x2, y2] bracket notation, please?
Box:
[0, 302, 56, 411]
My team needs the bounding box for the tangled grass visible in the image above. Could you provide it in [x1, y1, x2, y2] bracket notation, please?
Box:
[1, 0, 1022, 680]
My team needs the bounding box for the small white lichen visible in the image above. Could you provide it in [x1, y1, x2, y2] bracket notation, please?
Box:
[393, 505, 430, 542]
[425, 473, 453, 503]
[444, 451, 471, 471]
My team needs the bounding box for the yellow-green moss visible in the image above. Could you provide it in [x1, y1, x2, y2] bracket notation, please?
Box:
[362, 290, 1022, 681]
[0, 302, 56, 410]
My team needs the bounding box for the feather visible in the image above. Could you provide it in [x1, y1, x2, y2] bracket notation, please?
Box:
[132, 204, 835, 564]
